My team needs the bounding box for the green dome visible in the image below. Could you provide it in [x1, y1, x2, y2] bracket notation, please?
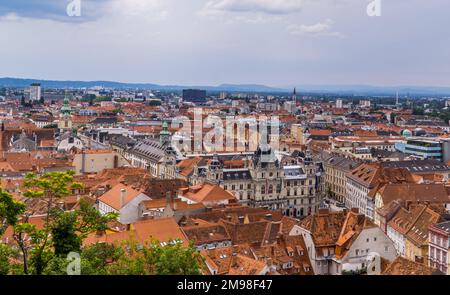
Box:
[61, 92, 72, 115]
[401, 129, 412, 137]
[160, 121, 170, 136]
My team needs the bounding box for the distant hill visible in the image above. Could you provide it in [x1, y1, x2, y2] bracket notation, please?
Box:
[1, 77, 449, 96]
[0, 78, 286, 93]
[293, 84, 450, 97]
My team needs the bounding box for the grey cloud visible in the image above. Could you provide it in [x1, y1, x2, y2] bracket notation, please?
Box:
[201, 0, 307, 15]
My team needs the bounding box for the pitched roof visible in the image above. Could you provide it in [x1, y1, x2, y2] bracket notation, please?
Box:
[379, 183, 450, 206]
[347, 163, 380, 188]
[201, 247, 267, 275]
[182, 223, 231, 246]
[133, 217, 189, 245]
[388, 204, 442, 247]
[335, 210, 376, 259]
[180, 183, 236, 204]
[382, 256, 443, 275]
[98, 183, 144, 210]
[300, 209, 347, 247]
[176, 157, 202, 177]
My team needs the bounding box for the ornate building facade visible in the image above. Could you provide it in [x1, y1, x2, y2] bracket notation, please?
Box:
[189, 146, 323, 218]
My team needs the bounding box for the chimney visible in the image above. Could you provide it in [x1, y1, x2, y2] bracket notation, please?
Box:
[120, 188, 126, 208]
[265, 213, 273, 221]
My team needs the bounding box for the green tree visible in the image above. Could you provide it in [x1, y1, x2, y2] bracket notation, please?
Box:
[17, 171, 83, 274]
[51, 199, 117, 256]
[106, 240, 203, 275]
[0, 188, 26, 236]
[13, 221, 47, 274]
[143, 240, 203, 275]
[412, 107, 424, 116]
[43, 243, 123, 275]
[0, 244, 17, 275]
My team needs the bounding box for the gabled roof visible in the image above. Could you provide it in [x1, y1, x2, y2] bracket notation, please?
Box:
[182, 223, 231, 245]
[347, 163, 380, 188]
[383, 257, 443, 275]
[98, 183, 145, 210]
[176, 157, 203, 177]
[388, 203, 442, 246]
[299, 209, 347, 247]
[133, 217, 189, 245]
[335, 210, 375, 259]
[180, 183, 236, 204]
[201, 247, 267, 275]
[379, 183, 450, 206]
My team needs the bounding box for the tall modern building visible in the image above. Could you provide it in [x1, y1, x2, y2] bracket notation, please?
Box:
[182, 89, 207, 103]
[292, 88, 297, 104]
[29, 83, 41, 101]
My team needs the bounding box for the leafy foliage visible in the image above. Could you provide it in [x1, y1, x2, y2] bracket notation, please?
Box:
[1, 171, 203, 275]
[50, 200, 118, 256]
[0, 244, 16, 275]
[0, 188, 26, 236]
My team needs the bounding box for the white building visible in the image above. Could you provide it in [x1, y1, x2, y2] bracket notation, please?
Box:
[290, 209, 396, 275]
[98, 184, 151, 225]
[29, 83, 41, 101]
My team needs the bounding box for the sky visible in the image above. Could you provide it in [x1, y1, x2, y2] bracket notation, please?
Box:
[0, 0, 449, 88]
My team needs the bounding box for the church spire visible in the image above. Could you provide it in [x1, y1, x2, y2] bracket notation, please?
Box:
[159, 121, 171, 146]
[61, 91, 72, 115]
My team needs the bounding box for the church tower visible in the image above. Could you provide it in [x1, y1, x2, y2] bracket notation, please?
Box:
[58, 91, 73, 132]
[159, 121, 171, 146]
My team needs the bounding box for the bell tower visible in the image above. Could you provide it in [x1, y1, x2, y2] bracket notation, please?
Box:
[58, 91, 73, 132]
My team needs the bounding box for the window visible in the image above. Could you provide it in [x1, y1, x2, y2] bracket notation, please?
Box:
[374, 237, 377, 242]
[355, 249, 359, 256]
[385, 246, 389, 252]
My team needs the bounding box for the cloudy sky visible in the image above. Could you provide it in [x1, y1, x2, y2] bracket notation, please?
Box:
[0, 0, 448, 87]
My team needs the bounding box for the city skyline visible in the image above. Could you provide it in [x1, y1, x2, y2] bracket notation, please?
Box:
[0, 0, 449, 87]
